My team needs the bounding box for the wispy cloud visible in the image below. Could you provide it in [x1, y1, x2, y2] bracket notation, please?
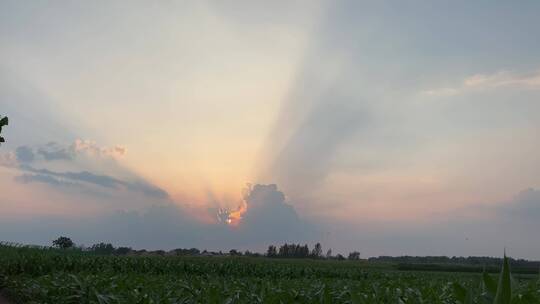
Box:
[2, 139, 166, 201]
[12, 140, 127, 164]
[71, 139, 126, 159]
[421, 69, 540, 97]
[16, 165, 168, 200]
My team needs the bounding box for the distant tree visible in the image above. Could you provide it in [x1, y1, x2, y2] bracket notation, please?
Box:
[135, 249, 147, 255]
[52, 236, 74, 249]
[271, 243, 313, 258]
[301, 244, 309, 258]
[229, 249, 241, 256]
[348, 251, 361, 260]
[336, 254, 345, 261]
[173, 248, 200, 256]
[267, 245, 277, 257]
[311, 243, 323, 258]
[115, 247, 132, 255]
[0, 116, 8, 144]
[90, 242, 115, 255]
[326, 249, 333, 259]
[278, 244, 286, 257]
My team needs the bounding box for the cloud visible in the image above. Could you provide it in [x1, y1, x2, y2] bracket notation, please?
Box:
[237, 184, 316, 243]
[15, 146, 35, 163]
[2, 139, 167, 205]
[15, 173, 74, 187]
[0, 184, 318, 251]
[37, 142, 74, 161]
[17, 165, 169, 200]
[421, 69, 540, 97]
[10, 140, 127, 164]
[420, 87, 460, 97]
[498, 188, 540, 220]
[71, 139, 126, 159]
[464, 71, 540, 89]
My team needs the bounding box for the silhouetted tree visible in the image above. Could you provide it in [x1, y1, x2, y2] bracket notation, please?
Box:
[336, 254, 345, 260]
[267, 245, 277, 257]
[348, 251, 361, 260]
[301, 244, 309, 258]
[52, 236, 74, 249]
[90, 242, 115, 254]
[173, 248, 200, 256]
[229, 249, 241, 256]
[115, 247, 132, 255]
[0, 116, 8, 144]
[326, 249, 333, 259]
[245, 250, 261, 257]
[311, 242, 323, 258]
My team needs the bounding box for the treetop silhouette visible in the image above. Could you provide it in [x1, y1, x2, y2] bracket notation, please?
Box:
[0, 115, 8, 144]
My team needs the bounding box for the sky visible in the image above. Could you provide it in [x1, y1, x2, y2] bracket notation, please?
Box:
[1, 0, 540, 259]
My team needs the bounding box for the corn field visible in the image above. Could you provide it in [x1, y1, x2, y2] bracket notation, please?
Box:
[1, 243, 539, 303]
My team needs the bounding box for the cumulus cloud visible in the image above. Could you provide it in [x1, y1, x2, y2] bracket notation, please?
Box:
[421, 69, 540, 97]
[237, 184, 316, 243]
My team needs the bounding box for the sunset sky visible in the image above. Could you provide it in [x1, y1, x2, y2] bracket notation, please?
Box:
[1, 1, 540, 258]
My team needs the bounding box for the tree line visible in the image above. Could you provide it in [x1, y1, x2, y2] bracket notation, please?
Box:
[369, 255, 540, 268]
[49, 236, 362, 260]
[49, 237, 540, 269]
[266, 243, 360, 260]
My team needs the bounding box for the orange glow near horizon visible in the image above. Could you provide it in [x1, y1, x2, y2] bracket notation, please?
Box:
[226, 200, 248, 226]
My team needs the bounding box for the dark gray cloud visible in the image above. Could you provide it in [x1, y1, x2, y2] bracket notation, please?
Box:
[0, 184, 318, 251]
[15, 173, 75, 186]
[498, 188, 540, 220]
[15, 146, 35, 163]
[306, 188, 540, 259]
[238, 184, 314, 243]
[15, 173, 65, 186]
[17, 165, 169, 200]
[14, 143, 74, 163]
[5, 140, 168, 206]
[8, 141, 122, 165]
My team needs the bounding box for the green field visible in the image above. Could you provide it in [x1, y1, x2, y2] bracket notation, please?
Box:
[1, 244, 539, 303]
